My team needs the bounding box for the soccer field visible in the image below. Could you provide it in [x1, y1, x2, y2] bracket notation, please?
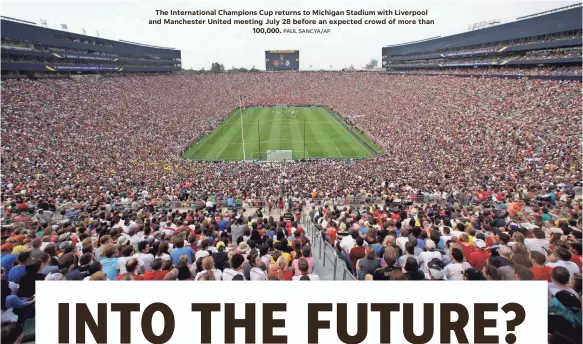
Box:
[183, 107, 381, 161]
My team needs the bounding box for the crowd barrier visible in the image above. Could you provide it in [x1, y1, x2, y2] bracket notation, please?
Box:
[302, 215, 357, 281]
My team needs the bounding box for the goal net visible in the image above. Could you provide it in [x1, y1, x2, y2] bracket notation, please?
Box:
[266, 150, 293, 161]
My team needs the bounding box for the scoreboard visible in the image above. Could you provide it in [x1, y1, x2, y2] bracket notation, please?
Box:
[265, 50, 299, 71]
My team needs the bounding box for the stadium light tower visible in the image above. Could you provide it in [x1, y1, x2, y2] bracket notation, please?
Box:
[61, 24, 68, 31]
[40, 19, 48, 27]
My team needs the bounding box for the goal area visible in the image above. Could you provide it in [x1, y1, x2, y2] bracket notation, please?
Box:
[265, 149, 293, 161]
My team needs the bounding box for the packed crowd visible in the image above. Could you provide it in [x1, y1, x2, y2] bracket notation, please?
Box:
[1, 73, 581, 206]
[0, 71, 581, 341]
[310, 199, 582, 342]
[390, 66, 583, 76]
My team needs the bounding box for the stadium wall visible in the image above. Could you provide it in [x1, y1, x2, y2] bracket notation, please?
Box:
[1, 62, 180, 73]
[388, 38, 582, 62]
[1, 48, 179, 65]
[387, 57, 581, 69]
[382, 8, 581, 56]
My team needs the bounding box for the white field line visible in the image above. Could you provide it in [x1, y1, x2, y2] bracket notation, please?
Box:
[332, 141, 344, 157]
[187, 112, 237, 158]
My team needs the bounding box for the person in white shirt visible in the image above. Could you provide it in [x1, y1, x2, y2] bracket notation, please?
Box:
[195, 239, 212, 261]
[546, 247, 581, 276]
[135, 241, 154, 271]
[417, 240, 443, 273]
[223, 253, 246, 281]
[118, 245, 145, 274]
[524, 228, 550, 255]
[396, 230, 410, 252]
[339, 231, 358, 256]
[249, 255, 267, 281]
[161, 220, 177, 236]
[444, 247, 472, 281]
[195, 256, 223, 281]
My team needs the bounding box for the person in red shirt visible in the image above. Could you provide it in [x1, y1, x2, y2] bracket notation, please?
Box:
[459, 234, 476, 259]
[143, 258, 170, 280]
[349, 236, 366, 273]
[326, 224, 337, 246]
[116, 258, 144, 280]
[467, 239, 490, 271]
[529, 251, 553, 281]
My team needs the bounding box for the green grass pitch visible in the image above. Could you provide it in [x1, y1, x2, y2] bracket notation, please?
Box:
[183, 107, 382, 161]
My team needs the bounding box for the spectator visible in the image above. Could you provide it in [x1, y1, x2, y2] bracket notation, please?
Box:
[531, 251, 553, 281]
[292, 258, 319, 281]
[356, 246, 380, 280]
[467, 239, 490, 271]
[444, 247, 471, 280]
[549, 266, 579, 302]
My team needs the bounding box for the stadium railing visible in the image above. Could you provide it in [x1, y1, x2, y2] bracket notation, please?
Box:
[303, 213, 356, 281]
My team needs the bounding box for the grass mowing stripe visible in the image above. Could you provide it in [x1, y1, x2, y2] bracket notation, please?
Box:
[325, 107, 375, 157]
[185, 110, 237, 160]
[184, 106, 377, 161]
[308, 107, 335, 158]
[317, 108, 358, 157]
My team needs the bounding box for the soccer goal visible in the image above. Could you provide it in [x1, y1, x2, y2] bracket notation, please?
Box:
[266, 150, 293, 161]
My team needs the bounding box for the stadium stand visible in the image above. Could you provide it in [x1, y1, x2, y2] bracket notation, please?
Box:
[0, 8, 581, 344]
[0, 18, 181, 78]
[382, 5, 582, 77]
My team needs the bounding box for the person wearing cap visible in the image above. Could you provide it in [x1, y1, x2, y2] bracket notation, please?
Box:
[339, 230, 358, 258]
[237, 241, 250, 256]
[1, 243, 18, 275]
[548, 290, 582, 338]
[467, 239, 490, 271]
[463, 268, 486, 280]
[212, 240, 229, 271]
[417, 239, 442, 273]
[403, 256, 425, 280]
[426, 258, 446, 280]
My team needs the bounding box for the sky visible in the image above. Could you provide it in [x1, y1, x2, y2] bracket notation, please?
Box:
[1, 0, 579, 70]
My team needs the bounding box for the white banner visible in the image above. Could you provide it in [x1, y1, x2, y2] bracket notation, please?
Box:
[36, 281, 547, 344]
